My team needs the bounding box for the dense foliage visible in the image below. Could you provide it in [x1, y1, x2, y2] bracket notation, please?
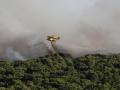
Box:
[0, 53, 120, 90]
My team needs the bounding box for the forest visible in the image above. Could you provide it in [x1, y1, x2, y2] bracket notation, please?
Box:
[0, 53, 120, 90]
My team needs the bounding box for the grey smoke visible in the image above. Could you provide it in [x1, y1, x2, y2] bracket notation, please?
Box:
[5, 48, 25, 60]
[0, 0, 120, 60]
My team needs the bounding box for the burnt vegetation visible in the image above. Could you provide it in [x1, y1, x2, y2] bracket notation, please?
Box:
[0, 53, 120, 90]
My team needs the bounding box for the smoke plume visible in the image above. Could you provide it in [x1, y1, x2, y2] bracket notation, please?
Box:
[0, 0, 120, 60]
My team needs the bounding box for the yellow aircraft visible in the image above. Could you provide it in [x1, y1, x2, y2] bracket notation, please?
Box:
[47, 35, 60, 54]
[47, 35, 60, 42]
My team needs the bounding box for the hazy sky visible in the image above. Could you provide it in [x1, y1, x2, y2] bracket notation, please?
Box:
[0, 0, 120, 59]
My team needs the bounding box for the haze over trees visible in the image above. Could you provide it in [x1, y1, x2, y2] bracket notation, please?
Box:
[0, 53, 120, 90]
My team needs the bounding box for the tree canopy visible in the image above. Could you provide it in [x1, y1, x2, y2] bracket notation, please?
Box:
[0, 53, 120, 90]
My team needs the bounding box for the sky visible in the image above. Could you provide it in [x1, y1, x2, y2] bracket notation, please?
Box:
[0, 0, 120, 59]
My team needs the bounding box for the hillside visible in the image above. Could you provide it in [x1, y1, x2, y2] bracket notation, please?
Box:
[0, 53, 120, 90]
